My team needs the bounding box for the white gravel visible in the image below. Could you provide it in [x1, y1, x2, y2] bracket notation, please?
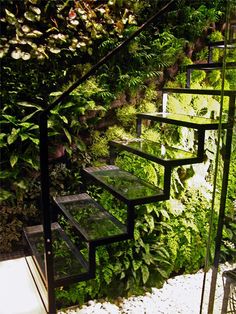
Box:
[58, 263, 235, 314]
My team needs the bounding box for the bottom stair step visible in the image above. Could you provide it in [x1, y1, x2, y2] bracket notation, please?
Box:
[24, 223, 90, 288]
[82, 165, 167, 206]
[54, 193, 128, 245]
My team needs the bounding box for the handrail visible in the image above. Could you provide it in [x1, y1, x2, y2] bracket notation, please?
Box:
[41, 0, 175, 116]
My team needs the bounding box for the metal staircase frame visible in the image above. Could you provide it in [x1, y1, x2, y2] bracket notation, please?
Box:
[23, 1, 235, 313]
[37, 2, 175, 312]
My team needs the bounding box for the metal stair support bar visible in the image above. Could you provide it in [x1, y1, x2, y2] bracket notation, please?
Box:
[34, 2, 176, 312]
[186, 62, 236, 88]
[136, 111, 229, 161]
[208, 90, 236, 314]
[208, 40, 236, 63]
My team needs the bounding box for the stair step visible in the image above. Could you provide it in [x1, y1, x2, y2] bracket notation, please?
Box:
[208, 40, 236, 49]
[137, 112, 229, 130]
[110, 138, 202, 166]
[82, 165, 166, 206]
[186, 61, 236, 70]
[54, 193, 128, 245]
[24, 223, 90, 288]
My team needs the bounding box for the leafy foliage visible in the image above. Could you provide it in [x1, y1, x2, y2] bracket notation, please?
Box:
[1, 0, 235, 310]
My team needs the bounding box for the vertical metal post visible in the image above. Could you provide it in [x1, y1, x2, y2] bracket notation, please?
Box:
[197, 129, 206, 159]
[127, 205, 135, 238]
[88, 243, 96, 277]
[136, 117, 142, 137]
[163, 166, 172, 198]
[208, 44, 213, 63]
[39, 113, 56, 314]
[186, 69, 192, 88]
[208, 95, 235, 313]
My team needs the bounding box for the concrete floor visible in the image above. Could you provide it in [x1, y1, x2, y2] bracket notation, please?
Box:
[0, 257, 46, 314]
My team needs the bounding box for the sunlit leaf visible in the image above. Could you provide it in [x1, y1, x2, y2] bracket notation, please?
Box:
[2, 115, 17, 125]
[59, 115, 68, 124]
[8, 128, 20, 145]
[22, 25, 31, 33]
[22, 52, 31, 60]
[16, 180, 27, 190]
[141, 264, 149, 284]
[63, 127, 72, 143]
[24, 11, 37, 22]
[5, 9, 16, 25]
[49, 91, 63, 97]
[17, 101, 42, 109]
[30, 6, 41, 15]
[49, 47, 61, 54]
[10, 153, 18, 167]
[0, 189, 12, 201]
[11, 50, 22, 59]
[29, 136, 39, 145]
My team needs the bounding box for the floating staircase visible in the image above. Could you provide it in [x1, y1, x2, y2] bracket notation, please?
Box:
[24, 10, 236, 314]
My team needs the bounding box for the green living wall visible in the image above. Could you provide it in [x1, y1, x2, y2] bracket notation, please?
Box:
[0, 0, 235, 307]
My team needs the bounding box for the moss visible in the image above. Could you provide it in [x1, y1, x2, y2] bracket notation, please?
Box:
[116, 105, 137, 128]
[105, 126, 132, 141]
[90, 131, 109, 159]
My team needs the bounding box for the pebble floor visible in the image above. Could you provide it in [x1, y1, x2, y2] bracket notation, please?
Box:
[58, 263, 235, 314]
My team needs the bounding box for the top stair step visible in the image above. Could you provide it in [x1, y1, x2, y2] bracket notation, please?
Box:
[137, 112, 229, 130]
[82, 165, 167, 206]
[54, 193, 128, 246]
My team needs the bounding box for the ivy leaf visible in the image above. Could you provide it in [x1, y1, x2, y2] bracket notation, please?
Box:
[0, 171, 12, 179]
[63, 127, 71, 144]
[144, 214, 155, 232]
[29, 136, 39, 145]
[49, 47, 61, 54]
[141, 264, 149, 284]
[24, 11, 37, 22]
[132, 259, 142, 271]
[156, 267, 169, 279]
[5, 9, 17, 25]
[30, 6, 41, 15]
[103, 266, 113, 285]
[0, 189, 12, 201]
[0, 133, 6, 147]
[2, 115, 17, 125]
[10, 153, 18, 167]
[59, 115, 68, 124]
[16, 180, 27, 190]
[8, 128, 20, 145]
[22, 109, 42, 122]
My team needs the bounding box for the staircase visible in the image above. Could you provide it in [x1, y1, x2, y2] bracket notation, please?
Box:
[23, 7, 236, 314]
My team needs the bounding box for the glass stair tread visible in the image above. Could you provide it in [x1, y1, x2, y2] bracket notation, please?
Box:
[24, 222, 90, 287]
[54, 193, 128, 245]
[186, 62, 236, 70]
[110, 138, 202, 166]
[82, 165, 166, 206]
[137, 112, 229, 129]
